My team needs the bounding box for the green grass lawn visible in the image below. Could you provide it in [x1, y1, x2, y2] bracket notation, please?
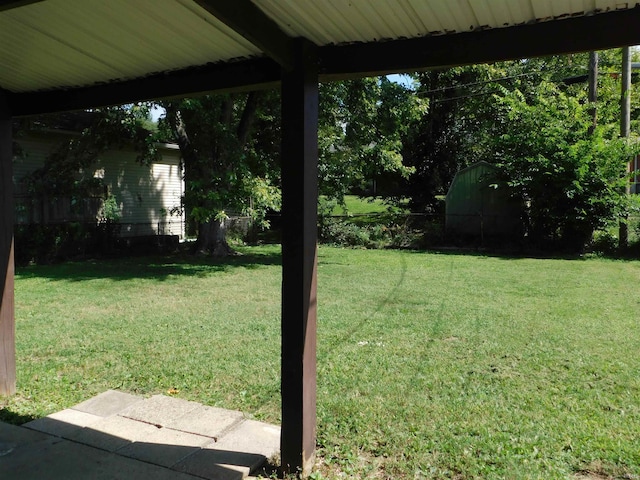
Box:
[3, 246, 640, 479]
[325, 195, 391, 216]
[341, 195, 390, 215]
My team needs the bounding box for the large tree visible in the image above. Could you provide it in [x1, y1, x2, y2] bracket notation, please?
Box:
[490, 79, 636, 249]
[318, 77, 422, 204]
[159, 92, 281, 256]
[483, 50, 640, 249]
[403, 50, 640, 250]
[403, 53, 623, 213]
[159, 78, 422, 254]
[403, 65, 498, 212]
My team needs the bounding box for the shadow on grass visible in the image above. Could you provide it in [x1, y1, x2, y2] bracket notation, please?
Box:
[425, 246, 640, 261]
[413, 246, 590, 261]
[0, 408, 37, 426]
[15, 251, 282, 282]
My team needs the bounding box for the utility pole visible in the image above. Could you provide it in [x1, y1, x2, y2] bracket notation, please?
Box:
[619, 46, 631, 250]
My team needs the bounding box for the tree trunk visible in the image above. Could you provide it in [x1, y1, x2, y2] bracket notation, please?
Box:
[194, 217, 236, 256]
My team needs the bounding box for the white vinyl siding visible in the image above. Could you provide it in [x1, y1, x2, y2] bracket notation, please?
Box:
[13, 133, 185, 239]
[12, 136, 54, 184]
[95, 146, 184, 238]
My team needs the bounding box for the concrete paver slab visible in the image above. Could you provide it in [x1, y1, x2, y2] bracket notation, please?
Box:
[175, 462, 246, 480]
[119, 394, 201, 426]
[70, 415, 162, 452]
[213, 419, 280, 460]
[23, 409, 102, 439]
[71, 389, 144, 417]
[117, 427, 214, 467]
[173, 446, 266, 480]
[166, 404, 243, 439]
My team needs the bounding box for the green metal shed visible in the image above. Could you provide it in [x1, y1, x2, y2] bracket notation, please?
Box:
[445, 161, 522, 240]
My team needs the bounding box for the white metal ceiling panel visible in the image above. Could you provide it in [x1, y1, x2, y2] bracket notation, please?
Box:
[502, 1, 536, 25]
[256, 0, 640, 45]
[0, 0, 260, 92]
[1, 0, 639, 94]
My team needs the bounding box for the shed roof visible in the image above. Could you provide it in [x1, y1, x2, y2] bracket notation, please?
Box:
[2, 1, 640, 115]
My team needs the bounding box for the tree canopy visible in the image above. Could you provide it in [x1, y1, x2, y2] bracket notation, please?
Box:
[403, 50, 640, 250]
[156, 78, 422, 254]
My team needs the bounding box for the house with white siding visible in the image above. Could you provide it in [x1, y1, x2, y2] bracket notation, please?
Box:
[13, 130, 185, 240]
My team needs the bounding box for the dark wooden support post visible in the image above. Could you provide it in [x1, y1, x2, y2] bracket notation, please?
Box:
[280, 38, 318, 476]
[0, 89, 16, 396]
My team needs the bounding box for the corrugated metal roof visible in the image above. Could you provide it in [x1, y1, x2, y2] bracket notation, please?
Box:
[0, 0, 638, 94]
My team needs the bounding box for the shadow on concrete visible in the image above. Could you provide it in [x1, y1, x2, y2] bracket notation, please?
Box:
[1, 391, 280, 480]
[1, 420, 264, 479]
[0, 420, 276, 480]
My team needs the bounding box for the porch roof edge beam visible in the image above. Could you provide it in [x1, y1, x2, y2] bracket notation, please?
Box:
[9, 58, 281, 117]
[319, 6, 640, 78]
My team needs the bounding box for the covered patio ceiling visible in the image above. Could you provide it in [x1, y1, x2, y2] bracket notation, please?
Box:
[3, 0, 640, 476]
[1, 0, 640, 115]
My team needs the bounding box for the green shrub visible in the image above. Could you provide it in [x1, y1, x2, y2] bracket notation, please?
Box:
[319, 218, 379, 248]
[15, 223, 102, 265]
[588, 230, 618, 255]
[416, 219, 445, 247]
[319, 216, 426, 249]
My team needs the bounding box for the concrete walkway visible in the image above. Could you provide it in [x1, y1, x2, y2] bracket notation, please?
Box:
[0, 390, 280, 479]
